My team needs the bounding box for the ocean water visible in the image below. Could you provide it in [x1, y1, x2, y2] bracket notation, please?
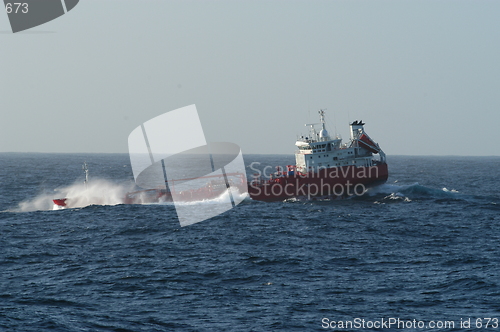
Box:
[1, 153, 500, 331]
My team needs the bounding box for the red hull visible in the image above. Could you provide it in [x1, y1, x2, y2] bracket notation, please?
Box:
[53, 198, 67, 206]
[52, 163, 388, 205]
[124, 174, 248, 205]
[123, 186, 245, 204]
[248, 163, 388, 202]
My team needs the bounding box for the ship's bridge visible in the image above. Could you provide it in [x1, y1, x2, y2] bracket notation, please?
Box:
[295, 138, 342, 154]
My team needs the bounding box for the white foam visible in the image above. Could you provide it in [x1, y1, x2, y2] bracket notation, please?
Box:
[14, 178, 132, 212]
[383, 192, 412, 202]
[365, 183, 418, 196]
[165, 187, 249, 206]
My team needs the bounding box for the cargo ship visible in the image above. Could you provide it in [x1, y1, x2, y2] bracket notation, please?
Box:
[52, 110, 387, 208]
[247, 110, 388, 201]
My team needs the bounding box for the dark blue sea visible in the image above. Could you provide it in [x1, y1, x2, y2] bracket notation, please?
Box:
[1, 153, 500, 331]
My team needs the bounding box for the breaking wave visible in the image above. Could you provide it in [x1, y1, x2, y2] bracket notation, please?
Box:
[364, 182, 463, 204]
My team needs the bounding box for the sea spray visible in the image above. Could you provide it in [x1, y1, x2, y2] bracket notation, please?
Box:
[13, 179, 249, 212]
[15, 178, 133, 212]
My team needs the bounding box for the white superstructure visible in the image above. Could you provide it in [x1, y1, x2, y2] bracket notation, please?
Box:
[294, 110, 386, 173]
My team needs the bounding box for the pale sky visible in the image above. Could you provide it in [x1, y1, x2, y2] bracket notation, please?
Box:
[1, 0, 499, 156]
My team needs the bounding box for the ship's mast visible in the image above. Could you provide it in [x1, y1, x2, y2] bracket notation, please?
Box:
[319, 109, 327, 131]
[83, 162, 89, 189]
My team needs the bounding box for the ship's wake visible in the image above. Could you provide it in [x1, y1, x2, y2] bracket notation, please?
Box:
[363, 182, 500, 208]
